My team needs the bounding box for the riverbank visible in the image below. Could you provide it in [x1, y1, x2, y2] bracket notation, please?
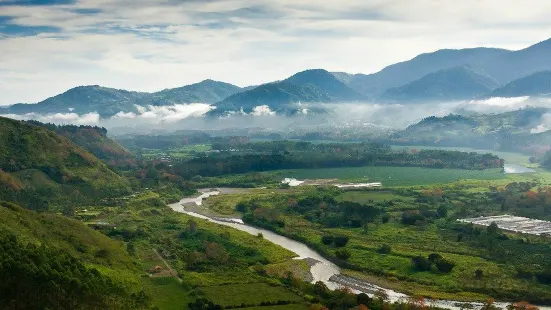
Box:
[168, 191, 551, 310]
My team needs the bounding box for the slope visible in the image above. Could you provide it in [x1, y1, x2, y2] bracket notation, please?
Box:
[0, 201, 148, 309]
[284, 69, 363, 101]
[212, 81, 331, 115]
[486, 70, 551, 98]
[0, 117, 130, 209]
[379, 66, 499, 102]
[150, 79, 243, 105]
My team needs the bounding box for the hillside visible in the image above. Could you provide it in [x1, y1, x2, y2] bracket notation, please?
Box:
[486, 70, 551, 98]
[284, 69, 364, 101]
[4, 85, 148, 117]
[379, 66, 499, 102]
[347, 37, 551, 97]
[1, 80, 242, 117]
[0, 117, 130, 209]
[150, 79, 242, 105]
[27, 121, 132, 163]
[390, 107, 551, 152]
[0, 201, 147, 309]
[212, 81, 331, 115]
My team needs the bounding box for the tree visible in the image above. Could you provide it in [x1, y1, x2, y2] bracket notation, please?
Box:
[435, 258, 455, 273]
[187, 219, 198, 235]
[321, 235, 334, 245]
[335, 249, 351, 260]
[378, 244, 391, 254]
[487, 222, 500, 235]
[381, 214, 390, 224]
[428, 253, 443, 263]
[475, 269, 484, 280]
[411, 256, 432, 271]
[437, 205, 448, 218]
[334, 236, 349, 247]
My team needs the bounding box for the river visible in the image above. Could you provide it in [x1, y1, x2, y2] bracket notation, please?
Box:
[168, 189, 548, 310]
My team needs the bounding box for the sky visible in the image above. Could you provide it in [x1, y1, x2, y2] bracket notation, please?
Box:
[1, 0, 551, 105]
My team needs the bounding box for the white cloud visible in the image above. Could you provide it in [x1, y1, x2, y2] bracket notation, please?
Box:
[251, 105, 276, 116]
[1, 0, 551, 105]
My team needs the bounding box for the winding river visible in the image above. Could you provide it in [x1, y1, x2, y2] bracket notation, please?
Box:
[168, 188, 548, 310]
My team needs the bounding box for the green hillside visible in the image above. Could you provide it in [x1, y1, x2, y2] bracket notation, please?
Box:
[0, 117, 130, 209]
[0, 201, 148, 309]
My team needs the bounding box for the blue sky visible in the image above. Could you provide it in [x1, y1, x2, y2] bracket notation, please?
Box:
[1, 0, 550, 105]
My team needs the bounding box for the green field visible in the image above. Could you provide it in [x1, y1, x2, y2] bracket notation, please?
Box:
[200, 283, 304, 307]
[142, 277, 191, 310]
[278, 166, 506, 186]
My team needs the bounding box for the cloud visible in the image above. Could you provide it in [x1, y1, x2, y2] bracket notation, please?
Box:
[1, 0, 551, 106]
[0, 111, 100, 124]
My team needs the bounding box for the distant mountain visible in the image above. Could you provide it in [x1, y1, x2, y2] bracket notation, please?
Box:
[1, 80, 242, 117]
[212, 81, 331, 115]
[390, 107, 551, 152]
[346, 37, 551, 97]
[486, 71, 551, 98]
[211, 69, 363, 115]
[148, 79, 242, 105]
[4, 85, 147, 117]
[0, 117, 130, 208]
[284, 69, 363, 101]
[379, 66, 499, 102]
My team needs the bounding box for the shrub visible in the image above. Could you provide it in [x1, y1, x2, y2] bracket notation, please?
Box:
[334, 236, 349, 247]
[428, 253, 443, 263]
[321, 235, 334, 245]
[381, 214, 390, 224]
[475, 269, 483, 280]
[435, 258, 455, 273]
[378, 244, 391, 254]
[335, 249, 351, 260]
[411, 256, 432, 271]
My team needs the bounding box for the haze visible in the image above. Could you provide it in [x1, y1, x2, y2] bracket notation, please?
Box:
[1, 0, 551, 105]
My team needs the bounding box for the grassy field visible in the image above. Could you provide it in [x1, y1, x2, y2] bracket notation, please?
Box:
[200, 283, 304, 307]
[275, 166, 506, 186]
[142, 277, 191, 310]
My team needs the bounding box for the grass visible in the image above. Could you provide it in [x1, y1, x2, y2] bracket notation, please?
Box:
[241, 304, 310, 310]
[199, 283, 304, 307]
[274, 166, 506, 186]
[141, 277, 191, 310]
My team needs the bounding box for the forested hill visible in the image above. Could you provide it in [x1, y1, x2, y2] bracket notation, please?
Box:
[0, 201, 149, 309]
[27, 121, 133, 164]
[172, 141, 503, 179]
[0, 117, 130, 210]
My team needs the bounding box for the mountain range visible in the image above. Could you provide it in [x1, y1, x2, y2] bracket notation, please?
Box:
[2, 37, 551, 117]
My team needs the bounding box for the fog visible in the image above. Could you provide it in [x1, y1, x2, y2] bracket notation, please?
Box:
[1, 96, 550, 135]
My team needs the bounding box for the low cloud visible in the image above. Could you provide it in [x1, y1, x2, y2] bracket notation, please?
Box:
[0, 111, 100, 125]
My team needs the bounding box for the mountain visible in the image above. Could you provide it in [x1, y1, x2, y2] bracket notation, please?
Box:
[26, 121, 132, 163]
[390, 107, 551, 152]
[347, 37, 551, 97]
[211, 69, 363, 115]
[1, 80, 242, 117]
[486, 70, 551, 98]
[4, 85, 148, 117]
[148, 79, 243, 105]
[284, 69, 363, 101]
[348, 48, 508, 97]
[0, 117, 130, 209]
[379, 66, 499, 102]
[212, 81, 331, 115]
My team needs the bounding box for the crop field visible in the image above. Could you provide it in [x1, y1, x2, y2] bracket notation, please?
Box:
[242, 304, 309, 310]
[277, 166, 506, 187]
[199, 283, 304, 307]
[142, 277, 191, 310]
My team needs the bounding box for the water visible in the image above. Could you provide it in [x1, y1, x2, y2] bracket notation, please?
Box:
[168, 191, 549, 310]
[503, 164, 535, 174]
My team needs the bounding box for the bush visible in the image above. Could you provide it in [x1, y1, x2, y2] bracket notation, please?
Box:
[475, 269, 483, 279]
[334, 236, 349, 247]
[377, 244, 391, 254]
[428, 253, 443, 263]
[335, 249, 351, 260]
[381, 214, 390, 224]
[411, 256, 432, 271]
[321, 235, 334, 245]
[434, 258, 455, 273]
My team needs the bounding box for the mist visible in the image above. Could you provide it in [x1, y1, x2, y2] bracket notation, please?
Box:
[1, 96, 550, 136]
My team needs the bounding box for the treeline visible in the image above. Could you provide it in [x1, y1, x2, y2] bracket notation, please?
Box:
[0, 234, 149, 310]
[173, 144, 503, 179]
